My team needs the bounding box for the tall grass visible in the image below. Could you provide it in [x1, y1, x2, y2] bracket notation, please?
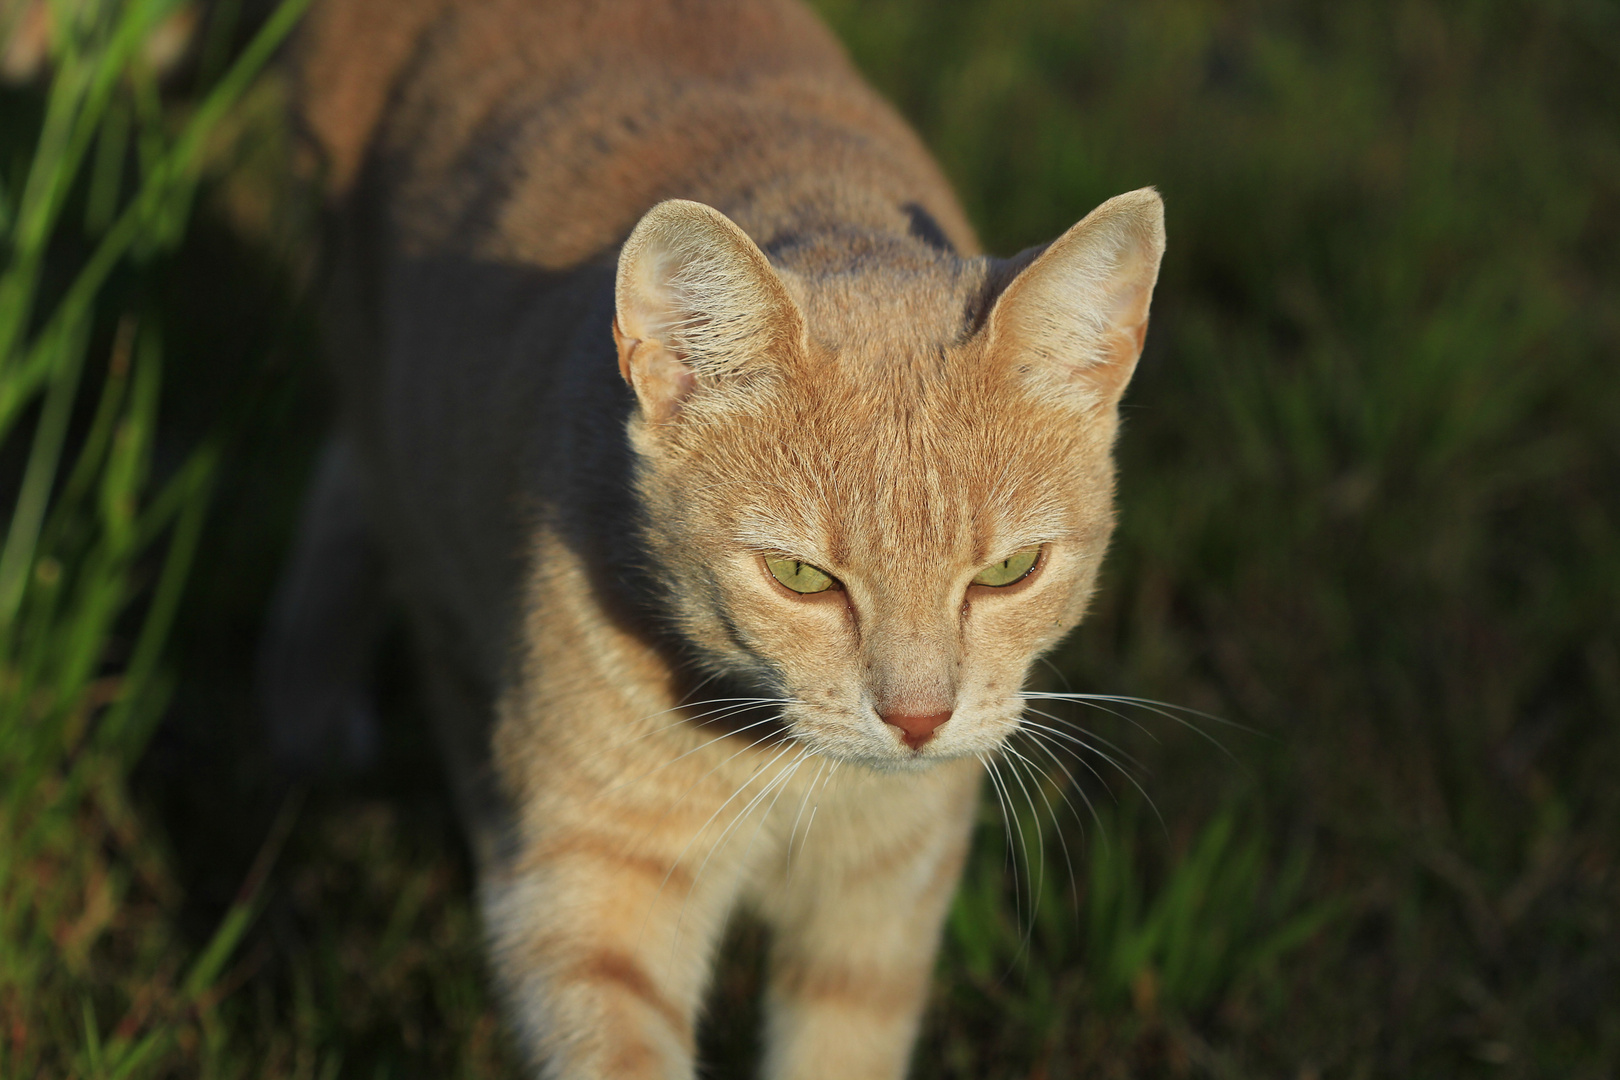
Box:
[0, 1, 306, 1075]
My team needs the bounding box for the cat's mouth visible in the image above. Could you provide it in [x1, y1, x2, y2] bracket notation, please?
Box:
[776, 700, 1019, 771]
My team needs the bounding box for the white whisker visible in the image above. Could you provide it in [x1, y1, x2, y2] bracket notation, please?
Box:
[1020, 693, 1162, 745]
[670, 742, 804, 957]
[1035, 655, 1074, 694]
[997, 748, 1051, 957]
[589, 695, 798, 759]
[1020, 691, 1255, 765]
[980, 754, 1025, 936]
[1017, 711, 1143, 787]
[1016, 715, 1165, 832]
[738, 747, 810, 873]
[644, 740, 795, 955]
[783, 755, 829, 889]
[598, 704, 795, 799]
[793, 760, 837, 883]
[1016, 705, 1151, 772]
[573, 697, 799, 786]
[1002, 741, 1078, 912]
[1014, 727, 1107, 855]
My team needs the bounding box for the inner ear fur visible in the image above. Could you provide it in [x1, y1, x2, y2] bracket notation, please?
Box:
[982, 187, 1166, 411]
[614, 199, 806, 424]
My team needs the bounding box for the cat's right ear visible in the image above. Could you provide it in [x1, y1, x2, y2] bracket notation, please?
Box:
[613, 200, 807, 424]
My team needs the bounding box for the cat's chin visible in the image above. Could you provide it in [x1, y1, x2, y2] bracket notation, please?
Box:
[810, 741, 1003, 777]
[797, 743, 967, 775]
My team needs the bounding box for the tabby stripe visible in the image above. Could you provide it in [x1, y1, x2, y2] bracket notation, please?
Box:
[518, 831, 694, 890]
[566, 948, 691, 1040]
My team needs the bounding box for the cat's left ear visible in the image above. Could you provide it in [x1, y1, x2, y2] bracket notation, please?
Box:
[982, 187, 1165, 411]
[613, 199, 807, 424]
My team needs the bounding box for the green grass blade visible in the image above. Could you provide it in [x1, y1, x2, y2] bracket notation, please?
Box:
[81, 995, 103, 1075]
[84, 96, 131, 234]
[180, 899, 257, 1002]
[36, 318, 136, 558]
[105, 1030, 168, 1080]
[95, 448, 215, 758]
[0, 319, 89, 629]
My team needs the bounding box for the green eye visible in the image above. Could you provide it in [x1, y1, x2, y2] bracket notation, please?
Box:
[767, 557, 837, 594]
[972, 546, 1041, 587]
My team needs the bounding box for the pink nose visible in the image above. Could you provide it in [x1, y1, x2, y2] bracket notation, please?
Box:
[882, 710, 952, 750]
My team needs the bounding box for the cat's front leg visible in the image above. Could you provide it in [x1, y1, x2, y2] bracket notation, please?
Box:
[755, 761, 981, 1080]
[480, 809, 738, 1078]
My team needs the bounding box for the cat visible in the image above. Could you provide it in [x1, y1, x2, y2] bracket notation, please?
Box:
[267, 0, 1165, 1075]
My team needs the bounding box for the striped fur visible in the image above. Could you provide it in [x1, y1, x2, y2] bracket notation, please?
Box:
[287, 0, 1164, 1075]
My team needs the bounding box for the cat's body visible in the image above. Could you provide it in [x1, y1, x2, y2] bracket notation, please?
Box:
[272, 0, 1164, 1075]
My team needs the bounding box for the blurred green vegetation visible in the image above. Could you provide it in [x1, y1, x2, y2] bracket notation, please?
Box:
[0, 0, 308, 1076]
[2, 0, 1616, 1077]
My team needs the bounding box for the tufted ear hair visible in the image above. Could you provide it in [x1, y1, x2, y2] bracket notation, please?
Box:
[982, 187, 1166, 411]
[613, 200, 806, 424]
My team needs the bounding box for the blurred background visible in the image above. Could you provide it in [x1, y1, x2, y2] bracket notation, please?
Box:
[1, 0, 1615, 1076]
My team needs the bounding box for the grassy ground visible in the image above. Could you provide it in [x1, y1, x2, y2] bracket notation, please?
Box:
[2, 0, 1617, 1076]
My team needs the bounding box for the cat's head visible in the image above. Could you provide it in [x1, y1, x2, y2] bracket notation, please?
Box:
[613, 191, 1164, 770]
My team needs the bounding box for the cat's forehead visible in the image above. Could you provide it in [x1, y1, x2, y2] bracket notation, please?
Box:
[713, 358, 1093, 567]
[778, 246, 981, 357]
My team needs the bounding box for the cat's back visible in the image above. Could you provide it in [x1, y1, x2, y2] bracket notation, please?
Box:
[296, 0, 974, 264]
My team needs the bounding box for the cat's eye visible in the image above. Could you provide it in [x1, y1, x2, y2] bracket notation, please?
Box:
[972, 545, 1041, 588]
[766, 557, 838, 594]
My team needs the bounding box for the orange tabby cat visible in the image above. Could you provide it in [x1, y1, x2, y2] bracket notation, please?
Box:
[270, 0, 1165, 1074]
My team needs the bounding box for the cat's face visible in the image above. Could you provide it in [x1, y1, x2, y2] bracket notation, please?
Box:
[615, 192, 1164, 769]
